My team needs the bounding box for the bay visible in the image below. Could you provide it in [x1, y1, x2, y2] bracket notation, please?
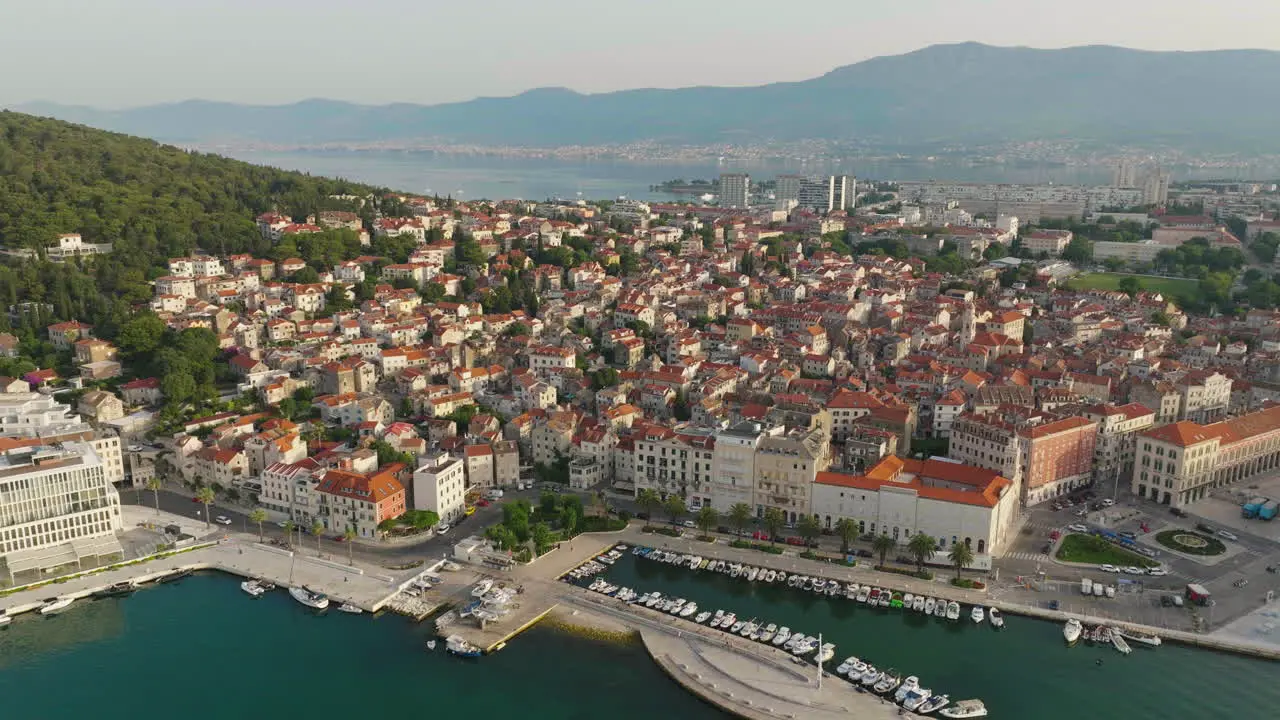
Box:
[0, 572, 723, 719]
[603, 551, 1280, 719]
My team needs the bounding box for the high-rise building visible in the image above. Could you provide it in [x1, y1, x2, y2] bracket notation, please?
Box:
[795, 175, 856, 214]
[775, 175, 803, 204]
[718, 173, 750, 209]
[1141, 168, 1171, 206]
[0, 441, 123, 582]
[1113, 159, 1138, 188]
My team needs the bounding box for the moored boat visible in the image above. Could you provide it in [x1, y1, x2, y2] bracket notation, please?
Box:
[970, 605, 985, 624]
[1063, 618, 1083, 646]
[846, 658, 868, 681]
[857, 586, 871, 603]
[241, 580, 265, 597]
[680, 601, 698, 618]
[772, 626, 791, 646]
[1112, 630, 1132, 655]
[903, 687, 934, 712]
[157, 568, 193, 584]
[694, 610, 711, 624]
[989, 607, 1004, 628]
[939, 699, 988, 718]
[760, 622, 777, 642]
[894, 676, 920, 703]
[337, 603, 363, 614]
[860, 666, 882, 687]
[289, 585, 330, 610]
[445, 634, 482, 658]
[816, 642, 836, 663]
[874, 671, 902, 695]
[924, 597, 936, 615]
[92, 581, 136, 599]
[919, 694, 951, 714]
[39, 597, 74, 615]
[1117, 628, 1162, 647]
[933, 598, 948, 618]
[912, 595, 926, 612]
[945, 601, 961, 621]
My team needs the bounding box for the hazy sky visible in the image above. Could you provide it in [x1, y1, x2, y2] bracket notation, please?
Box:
[5, 0, 1279, 108]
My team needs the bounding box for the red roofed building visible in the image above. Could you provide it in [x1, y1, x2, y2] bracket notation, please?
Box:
[314, 468, 406, 538]
[1133, 403, 1280, 507]
[949, 408, 1097, 506]
[813, 456, 1019, 557]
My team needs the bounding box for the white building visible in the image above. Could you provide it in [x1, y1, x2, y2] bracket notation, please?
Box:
[0, 392, 126, 488]
[812, 457, 1019, 558]
[412, 452, 467, 524]
[719, 173, 750, 209]
[709, 421, 764, 512]
[0, 441, 123, 582]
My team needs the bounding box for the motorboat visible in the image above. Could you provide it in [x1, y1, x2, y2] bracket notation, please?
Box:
[39, 597, 74, 615]
[939, 699, 988, 718]
[739, 619, 757, 637]
[747, 567, 759, 582]
[918, 694, 951, 714]
[874, 672, 902, 695]
[1117, 628, 1162, 647]
[878, 591, 892, 608]
[912, 595, 926, 612]
[792, 636, 819, 656]
[241, 580, 266, 597]
[846, 583, 858, 600]
[903, 592, 915, 608]
[868, 588, 881, 604]
[803, 577, 815, 591]
[1063, 618, 1083, 646]
[730, 619, 746, 634]
[0, 613, 9, 627]
[903, 687, 934, 712]
[711, 609, 724, 624]
[970, 605, 985, 624]
[816, 642, 836, 664]
[257, 580, 277, 591]
[730, 565, 743, 578]
[718, 612, 737, 629]
[92, 581, 136, 599]
[661, 598, 675, 613]
[776, 571, 787, 584]
[894, 676, 921, 703]
[158, 568, 193, 584]
[845, 658, 868, 681]
[694, 610, 712, 624]
[765, 570, 777, 582]
[445, 634, 482, 658]
[933, 599, 948, 618]
[826, 583, 841, 597]
[812, 579, 826, 592]
[989, 608, 1004, 629]
[760, 623, 777, 642]
[772, 627, 792, 646]
[924, 597, 936, 615]
[1112, 631, 1132, 655]
[783, 633, 804, 651]
[471, 579, 494, 597]
[425, 639, 437, 651]
[945, 601, 961, 621]
[835, 657, 857, 675]
[645, 593, 662, 609]
[338, 603, 363, 614]
[857, 586, 871, 603]
[289, 586, 330, 610]
[860, 666, 882, 687]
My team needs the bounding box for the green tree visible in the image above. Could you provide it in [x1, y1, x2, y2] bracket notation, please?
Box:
[502, 501, 532, 542]
[907, 533, 937, 572]
[531, 521, 553, 556]
[637, 489, 661, 527]
[728, 503, 753, 538]
[1060, 237, 1094, 264]
[664, 494, 687, 529]
[872, 533, 896, 567]
[195, 485, 215, 529]
[146, 476, 163, 516]
[797, 514, 821, 548]
[116, 313, 166, 359]
[695, 506, 718, 537]
[282, 521, 296, 549]
[311, 520, 325, 554]
[1117, 276, 1143, 296]
[249, 508, 268, 543]
[161, 370, 197, 405]
[949, 541, 975, 579]
[835, 518, 858, 554]
[344, 527, 357, 565]
[762, 507, 784, 545]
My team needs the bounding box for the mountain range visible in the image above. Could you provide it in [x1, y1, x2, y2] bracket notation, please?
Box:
[13, 43, 1280, 150]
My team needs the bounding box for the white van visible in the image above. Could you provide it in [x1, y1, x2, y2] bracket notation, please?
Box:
[485, 489, 504, 501]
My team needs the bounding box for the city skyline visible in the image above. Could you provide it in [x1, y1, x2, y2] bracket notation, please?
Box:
[3, 0, 1280, 108]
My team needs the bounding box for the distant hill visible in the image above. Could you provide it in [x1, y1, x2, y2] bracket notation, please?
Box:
[15, 43, 1280, 151]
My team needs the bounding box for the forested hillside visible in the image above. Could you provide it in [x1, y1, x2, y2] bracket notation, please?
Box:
[0, 111, 387, 338]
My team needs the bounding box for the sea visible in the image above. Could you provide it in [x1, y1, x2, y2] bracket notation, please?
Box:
[0, 573, 722, 719]
[595, 550, 1280, 719]
[212, 150, 1273, 203]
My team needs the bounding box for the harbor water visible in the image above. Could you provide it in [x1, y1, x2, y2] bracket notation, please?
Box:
[600, 550, 1280, 719]
[0, 572, 724, 719]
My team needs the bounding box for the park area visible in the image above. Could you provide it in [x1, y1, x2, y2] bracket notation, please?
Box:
[1068, 272, 1198, 298]
[1055, 533, 1158, 567]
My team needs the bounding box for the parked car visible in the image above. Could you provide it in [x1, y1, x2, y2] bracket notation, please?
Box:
[436, 523, 451, 535]
[1122, 566, 1145, 575]
[1068, 524, 1088, 533]
[751, 530, 770, 541]
[1100, 564, 1120, 573]
[215, 515, 232, 525]
[1049, 530, 1061, 540]
[682, 520, 697, 529]
[785, 536, 807, 546]
[1040, 543, 1052, 554]
[1101, 499, 1115, 507]
[1217, 530, 1238, 541]
[1147, 568, 1168, 577]
[1119, 531, 1137, 540]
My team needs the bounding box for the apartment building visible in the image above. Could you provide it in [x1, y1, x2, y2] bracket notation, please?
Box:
[315, 468, 406, 539]
[753, 426, 831, 524]
[1133, 403, 1280, 508]
[0, 441, 123, 582]
[632, 425, 716, 509]
[709, 421, 765, 512]
[949, 408, 1097, 506]
[1082, 403, 1156, 494]
[719, 173, 750, 209]
[412, 452, 467, 524]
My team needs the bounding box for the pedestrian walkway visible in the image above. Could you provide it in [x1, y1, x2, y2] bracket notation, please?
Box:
[1004, 551, 1051, 562]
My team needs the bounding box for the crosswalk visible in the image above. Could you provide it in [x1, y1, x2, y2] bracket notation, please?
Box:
[1003, 551, 1051, 562]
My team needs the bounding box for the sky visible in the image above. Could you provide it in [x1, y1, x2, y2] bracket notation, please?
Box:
[5, 0, 1280, 109]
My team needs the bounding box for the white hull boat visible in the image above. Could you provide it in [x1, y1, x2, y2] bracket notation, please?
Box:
[289, 586, 330, 610]
[895, 676, 921, 703]
[903, 688, 933, 712]
[680, 602, 698, 618]
[946, 601, 961, 621]
[919, 694, 951, 714]
[694, 611, 711, 624]
[816, 642, 836, 663]
[241, 580, 265, 597]
[924, 597, 936, 615]
[39, 597, 74, 615]
[1063, 618, 1083, 646]
[912, 595, 926, 612]
[989, 608, 1004, 628]
[860, 666, 882, 687]
[1118, 629, 1162, 647]
[874, 673, 902, 695]
[939, 699, 988, 718]
[772, 627, 791, 646]
[1112, 630, 1132, 655]
[338, 603, 363, 614]
[760, 623, 777, 642]
[970, 606, 985, 624]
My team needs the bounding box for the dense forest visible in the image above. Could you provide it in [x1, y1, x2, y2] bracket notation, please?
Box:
[0, 111, 391, 337]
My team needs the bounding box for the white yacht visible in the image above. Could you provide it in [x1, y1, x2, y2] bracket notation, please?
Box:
[730, 619, 746, 634]
[903, 687, 934, 712]
[694, 610, 712, 624]
[919, 694, 951, 715]
[679, 602, 698, 618]
[945, 601, 961, 621]
[933, 598, 948, 618]
[816, 642, 836, 664]
[895, 676, 921, 703]
[903, 593, 915, 608]
[337, 603, 363, 614]
[989, 607, 1004, 629]
[738, 619, 756, 637]
[760, 623, 777, 642]
[924, 597, 936, 615]
[835, 657, 857, 675]
[970, 605, 985, 624]
[856, 586, 871, 603]
[39, 597, 74, 615]
[939, 699, 988, 718]
[860, 666, 882, 687]
[772, 627, 792, 646]
[1063, 618, 1083, 646]
[912, 595, 926, 612]
[845, 658, 868, 681]
[289, 586, 330, 610]
[471, 579, 494, 597]
[241, 580, 265, 597]
[1117, 628, 1162, 647]
[874, 672, 902, 695]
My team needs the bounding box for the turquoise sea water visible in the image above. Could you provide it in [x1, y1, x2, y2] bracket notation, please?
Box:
[600, 551, 1280, 719]
[0, 573, 723, 719]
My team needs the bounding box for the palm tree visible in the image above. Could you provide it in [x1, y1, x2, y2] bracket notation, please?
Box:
[344, 527, 356, 565]
[637, 489, 661, 528]
[835, 518, 858, 554]
[282, 521, 295, 549]
[695, 506, 718, 538]
[311, 520, 324, 555]
[949, 541, 975, 580]
[797, 514, 822, 549]
[871, 533, 895, 567]
[907, 533, 937, 573]
[762, 507, 785, 545]
[249, 508, 268, 543]
[145, 476, 163, 516]
[728, 503, 752, 538]
[665, 494, 687, 529]
[195, 485, 216, 528]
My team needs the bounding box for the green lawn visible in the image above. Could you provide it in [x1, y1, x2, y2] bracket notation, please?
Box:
[1067, 272, 1199, 298]
[1055, 533, 1158, 567]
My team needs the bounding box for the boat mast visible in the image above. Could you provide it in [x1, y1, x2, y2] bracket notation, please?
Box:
[817, 632, 823, 691]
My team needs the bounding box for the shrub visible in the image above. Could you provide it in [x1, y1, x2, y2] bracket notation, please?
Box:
[951, 578, 985, 589]
[875, 565, 934, 580]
